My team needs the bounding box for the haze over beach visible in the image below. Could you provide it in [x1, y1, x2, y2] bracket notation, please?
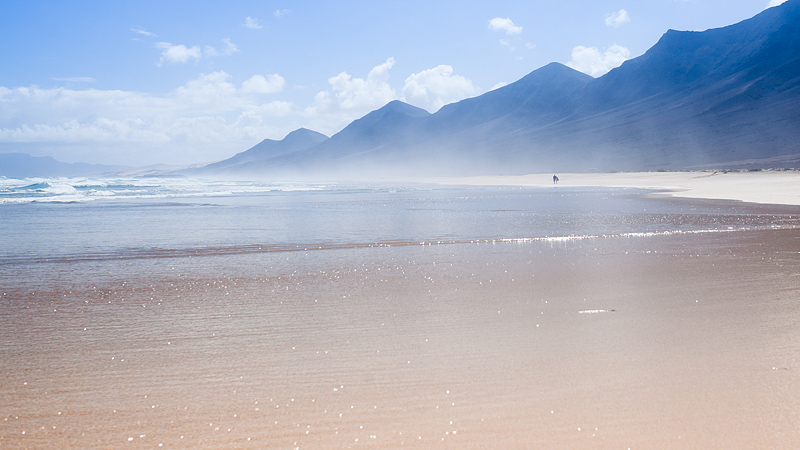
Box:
[2, 1, 800, 449]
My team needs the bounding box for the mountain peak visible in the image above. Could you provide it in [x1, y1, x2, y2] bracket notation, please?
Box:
[339, 100, 431, 132]
[512, 62, 594, 87]
[534, 62, 586, 76]
[283, 128, 328, 144]
[376, 100, 431, 117]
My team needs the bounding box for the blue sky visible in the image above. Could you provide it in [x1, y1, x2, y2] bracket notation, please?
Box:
[0, 0, 786, 166]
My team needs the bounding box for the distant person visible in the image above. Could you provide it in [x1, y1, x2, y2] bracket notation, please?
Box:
[553, 175, 559, 184]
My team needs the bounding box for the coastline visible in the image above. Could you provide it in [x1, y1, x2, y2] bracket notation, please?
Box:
[2, 177, 800, 448]
[417, 170, 800, 206]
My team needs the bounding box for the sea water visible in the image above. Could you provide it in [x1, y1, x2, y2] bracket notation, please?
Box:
[1, 176, 798, 268]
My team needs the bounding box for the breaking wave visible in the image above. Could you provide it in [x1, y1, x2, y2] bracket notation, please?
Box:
[0, 177, 329, 204]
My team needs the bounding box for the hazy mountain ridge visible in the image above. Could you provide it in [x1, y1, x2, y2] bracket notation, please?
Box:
[191, 128, 328, 176]
[0, 153, 128, 178]
[208, 0, 799, 176]
[3, 1, 799, 178]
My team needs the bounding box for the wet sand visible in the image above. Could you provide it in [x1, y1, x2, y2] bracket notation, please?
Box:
[2, 226, 799, 448]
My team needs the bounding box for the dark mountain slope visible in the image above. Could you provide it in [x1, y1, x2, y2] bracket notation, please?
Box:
[194, 0, 800, 177]
[428, 63, 592, 132]
[428, 0, 800, 172]
[584, 0, 800, 111]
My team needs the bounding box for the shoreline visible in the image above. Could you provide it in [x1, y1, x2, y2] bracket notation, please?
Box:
[2, 182, 800, 448]
[416, 170, 800, 206]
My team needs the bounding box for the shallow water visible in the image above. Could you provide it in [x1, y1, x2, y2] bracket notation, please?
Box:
[1, 180, 800, 448]
[2, 178, 798, 264]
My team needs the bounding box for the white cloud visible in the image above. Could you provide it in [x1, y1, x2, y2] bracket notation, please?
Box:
[306, 58, 397, 120]
[526, 42, 536, 50]
[767, 0, 787, 7]
[0, 72, 295, 165]
[246, 101, 292, 117]
[0, 58, 478, 165]
[605, 9, 631, 27]
[132, 28, 158, 38]
[172, 71, 241, 108]
[490, 82, 508, 91]
[205, 38, 240, 57]
[156, 42, 202, 65]
[300, 58, 402, 135]
[244, 16, 262, 29]
[402, 65, 477, 112]
[566, 44, 631, 77]
[241, 74, 286, 94]
[274, 9, 290, 18]
[155, 39, 238, 65]
[488, 17, 523, 35]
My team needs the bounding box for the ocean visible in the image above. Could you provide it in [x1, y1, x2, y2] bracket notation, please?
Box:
[2, 176, 797, 267]
[2, 176, 800, 448]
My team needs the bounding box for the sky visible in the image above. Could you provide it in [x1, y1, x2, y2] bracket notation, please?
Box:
[0, 0, 789, 166]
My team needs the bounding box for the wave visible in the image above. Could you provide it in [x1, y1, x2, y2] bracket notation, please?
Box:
[0, 176, 333, 204]
[18, 181, 52, 190]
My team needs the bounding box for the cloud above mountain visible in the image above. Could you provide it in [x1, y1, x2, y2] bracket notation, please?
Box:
[306, 58, 398, 123]
[566, 44, 630, 77]
[241, 74, 286, 94]
[403, 65, 477, 112]
[0, 52, 481, 165]
[304, 58, 478, 132]
[0, 71, 292, 164]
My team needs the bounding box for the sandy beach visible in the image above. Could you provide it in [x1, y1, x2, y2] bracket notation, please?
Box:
[423, 170, 800, 206]
[1, 177, 799, 449]
[2, 229, 799, 449]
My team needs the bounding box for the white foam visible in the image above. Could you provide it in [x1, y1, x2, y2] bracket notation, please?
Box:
[0, 176, 332, 203]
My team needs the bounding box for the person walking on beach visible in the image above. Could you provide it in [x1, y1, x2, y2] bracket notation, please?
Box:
[553, 174, 559, 184]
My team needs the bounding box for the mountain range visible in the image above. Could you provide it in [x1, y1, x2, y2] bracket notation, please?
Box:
[0, 153, 127, 179]
[196, 0, 800, 178]
[3, 1, 799, 179]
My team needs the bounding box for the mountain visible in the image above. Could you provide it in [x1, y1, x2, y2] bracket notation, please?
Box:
[204, 100, 433, 177]
[429, 62, 593, 132]
[218, 0, 799, 177]
[537, 0, 800, 170]
[285, 100, 431, 165]
[0, 153, 127, 178]
[192, 128, 328, 176]
[426, 0, 800, 173]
